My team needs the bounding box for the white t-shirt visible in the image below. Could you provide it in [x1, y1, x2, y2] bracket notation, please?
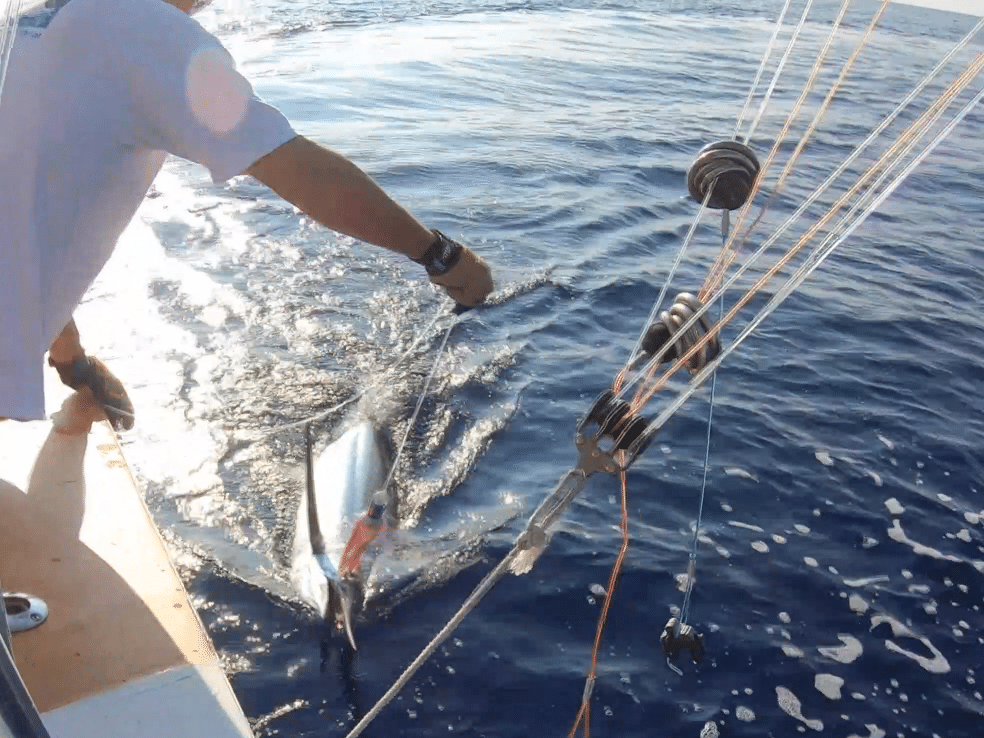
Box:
[0, 0, 296, 420]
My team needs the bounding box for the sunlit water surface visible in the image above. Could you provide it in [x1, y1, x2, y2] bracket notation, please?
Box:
[72, 1, 984, 736]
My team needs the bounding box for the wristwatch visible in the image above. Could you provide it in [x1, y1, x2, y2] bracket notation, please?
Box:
[411, 229, 463, 277]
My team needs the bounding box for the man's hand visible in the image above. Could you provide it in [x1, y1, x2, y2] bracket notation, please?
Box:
[411, 229, 494, 307]
[427, 244, 493, 307]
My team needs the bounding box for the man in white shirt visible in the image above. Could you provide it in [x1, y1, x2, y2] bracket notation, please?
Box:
[0, 0, 493, 431]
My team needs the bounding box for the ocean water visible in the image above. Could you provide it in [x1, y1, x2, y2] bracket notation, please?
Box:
[72, 0, 984, 736]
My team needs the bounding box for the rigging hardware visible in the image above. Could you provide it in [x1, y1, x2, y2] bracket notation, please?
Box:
[686, 140, 760, 211]
[660, 617, 705, 670]
[638, 292, 721, 373]
[346, 10, 984, 736]
[509, 391, 652, 575]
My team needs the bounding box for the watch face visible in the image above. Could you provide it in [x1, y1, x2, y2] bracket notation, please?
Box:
[432, 233, 461, 275]
[432, 243, 452, 273]
[415, 231, 461, 275]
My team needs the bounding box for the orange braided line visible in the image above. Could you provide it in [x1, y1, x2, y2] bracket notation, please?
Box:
[569, 453, 631, 738]
[706, 0, 890, 299]
[630, 51, 983, 416]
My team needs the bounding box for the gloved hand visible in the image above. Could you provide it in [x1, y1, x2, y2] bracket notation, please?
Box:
[412, 230, 493, 308]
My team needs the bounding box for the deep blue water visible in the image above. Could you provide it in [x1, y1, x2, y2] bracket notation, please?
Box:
[75, 0, 984, 736]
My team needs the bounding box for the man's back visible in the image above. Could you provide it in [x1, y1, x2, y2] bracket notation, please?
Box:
[0, 0, 294, 420]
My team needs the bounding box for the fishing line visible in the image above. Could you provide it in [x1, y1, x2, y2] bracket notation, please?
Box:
[381, 308, 459, 491]
[607, 13, 980, 674]
[743, 0, 816, 144]
[623, 41, 984, 408]
[723, 5, 982, 297]
[620, 0, 822, 395]
[733, 0, 795, 140]
[625, 2, 979, 407]
[640, 75, 984, 441]
[708, 0, 892, 294]
[585, 17, 982, 695]
[616, 185, 716, 392]
[617, 0, 798, 387]
[620, 79, 984, 676]
[702, 0, 863, 300]
[678, 299, 720, 628]
[0, 0, 26, 105]
[568, 452, 630, 738]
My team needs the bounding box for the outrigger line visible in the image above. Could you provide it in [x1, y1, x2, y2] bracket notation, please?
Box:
[344, 2, 984, 735]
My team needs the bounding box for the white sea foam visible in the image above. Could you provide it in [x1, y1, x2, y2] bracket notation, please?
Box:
[884, 498, 905, 515]
[815, 674, 844, 700]
[818, 635, 863, 664]
[849, 594, 869, 614]
[847, 725, 886, 738]
[888, 520, 961, 563]
[724, 466, 757, 481]
[776, 686, 823, 731]
[729, 520, 765, 533]
[869, 614, 950, 674]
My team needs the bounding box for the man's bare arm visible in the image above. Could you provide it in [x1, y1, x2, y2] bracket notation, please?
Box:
[247, 135, 434, 260]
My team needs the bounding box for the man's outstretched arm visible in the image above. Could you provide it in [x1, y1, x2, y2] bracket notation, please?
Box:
[247, 135, 433, 259]
[247, 136, 493, 307]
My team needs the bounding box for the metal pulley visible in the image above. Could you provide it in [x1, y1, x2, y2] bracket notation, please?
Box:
[580, 390, 650, 456]
[639, 293, 720, 373]
[687, 140, 760, 211]
[660, 617, 705, 667]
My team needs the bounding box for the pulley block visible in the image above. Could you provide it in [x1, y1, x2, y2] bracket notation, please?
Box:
[580, 390, 650, 454]
[640, 292, 720, 373]
[687, 140, 760, 211]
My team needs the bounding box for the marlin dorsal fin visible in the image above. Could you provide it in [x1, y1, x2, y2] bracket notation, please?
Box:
[305, 423, 326, 555]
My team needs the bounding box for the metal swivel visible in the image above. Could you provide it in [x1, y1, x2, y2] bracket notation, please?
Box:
[687, 140, 760, 211]
[660, 617, 705, 666]
[640, 293, 720, 373]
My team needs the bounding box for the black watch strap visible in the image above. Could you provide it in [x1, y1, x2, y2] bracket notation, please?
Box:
[411, 230, 463, 277]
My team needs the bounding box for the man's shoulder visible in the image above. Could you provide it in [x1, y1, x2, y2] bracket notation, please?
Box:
[46, 0, 214, 46]
[52, 0, 188, 22]
[35, 0, 229, 88]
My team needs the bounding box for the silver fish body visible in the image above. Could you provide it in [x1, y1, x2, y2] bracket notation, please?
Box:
[291, 421, 393, 649]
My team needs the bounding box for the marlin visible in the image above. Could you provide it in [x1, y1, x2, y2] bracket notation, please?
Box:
[291, 421, 394, 649]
